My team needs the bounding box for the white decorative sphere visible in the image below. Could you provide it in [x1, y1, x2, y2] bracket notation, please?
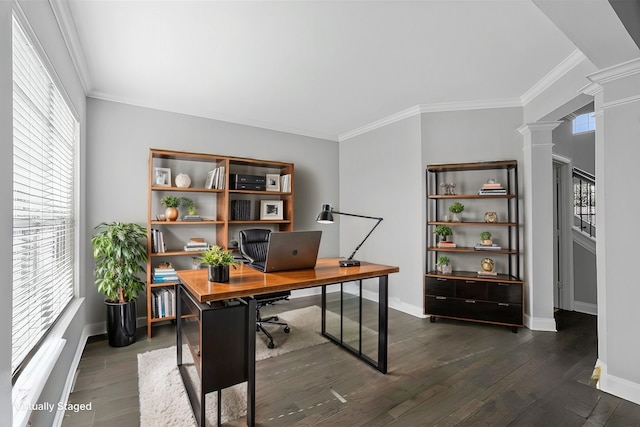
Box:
[175, 173, 191, 188]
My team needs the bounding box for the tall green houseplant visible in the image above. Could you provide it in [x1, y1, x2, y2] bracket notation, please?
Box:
[92, 222, 147, 346]
[92, 222, 148, 303]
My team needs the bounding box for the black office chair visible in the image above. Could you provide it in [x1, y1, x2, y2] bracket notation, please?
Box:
[238, 229, 291, 349]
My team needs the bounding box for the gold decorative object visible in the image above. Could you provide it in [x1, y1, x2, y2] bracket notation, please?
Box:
[481, 258, 495, 273]
[484, 211, 498, 223]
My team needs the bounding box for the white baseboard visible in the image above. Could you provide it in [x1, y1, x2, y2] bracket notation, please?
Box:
[525, 313, 557, 331]
[596, 360, 640, 406]
[574, 301, 598, 316]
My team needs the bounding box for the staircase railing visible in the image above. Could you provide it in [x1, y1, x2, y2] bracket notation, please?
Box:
[573, 167, 596, 238]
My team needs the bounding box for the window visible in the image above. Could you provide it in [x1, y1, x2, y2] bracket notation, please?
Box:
[12, 16, 78, 377]
[572, 112, 595, 134]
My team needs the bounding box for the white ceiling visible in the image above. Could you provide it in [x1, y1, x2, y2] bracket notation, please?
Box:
[59, 1, 580, 141]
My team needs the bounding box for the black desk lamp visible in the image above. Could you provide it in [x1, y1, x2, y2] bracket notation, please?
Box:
[315, 204, 383, 267]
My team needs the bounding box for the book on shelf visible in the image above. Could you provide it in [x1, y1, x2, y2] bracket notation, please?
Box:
[205, 166, 226, 189]
[151, 228, 166, 253]
[474, 243, 502, 250]
[231, 200, 251, 220]
[477, 270, 498, 277]
[280, 174, 292, 192]
[479, 188, 507, 195]
[151, 288, 176, 318]
[182, 215, 203, 221]
[437, 241, 457, 248]
[481, 182, 503, 189]
[183, 245, 208, 252]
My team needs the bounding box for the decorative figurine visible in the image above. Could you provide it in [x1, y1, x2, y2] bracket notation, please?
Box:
[440, 182, 456, 195]
[481, 258, 495, 273]
[484, 211, 498, 223]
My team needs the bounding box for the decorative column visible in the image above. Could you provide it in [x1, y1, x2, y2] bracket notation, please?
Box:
[517, 121, 561, 331]
[587, 58, 640, 405]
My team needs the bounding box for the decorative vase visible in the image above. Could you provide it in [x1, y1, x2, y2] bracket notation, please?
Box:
[175, 173, 191, 188]
[208, 264, 230, 283]
[165, 207, 179, 221]
[481, 239, 493, 246]
[451, 212, 461, 222]
[105, 300, 137, 347]
[441, 264, 453, 275]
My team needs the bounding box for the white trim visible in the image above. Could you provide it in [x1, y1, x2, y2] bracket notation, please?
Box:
[574, 301, 598, 316]
[88, 94, 339, 142]
[597, 360, 640, 406]
[524, 312, 557, 332]
[587, 57, 640, 85]
[49, 0, 91, 94]
[340, 98, 521, 142]
[572, 226, 596, 254]
[521, 49, 588, 105]
[602, 94, 640, 110]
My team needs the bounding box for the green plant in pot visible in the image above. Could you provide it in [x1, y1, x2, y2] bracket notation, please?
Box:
[92, 222, 147, 347]
[480, 231, 492, 245]
[433, 225, 453, 242]
[161, 196, 181, 221]
[436, 255, 452, 275]
[180, 197, 197, 216]
[449, 202, 465, 222]
[199, 245, 237, 283]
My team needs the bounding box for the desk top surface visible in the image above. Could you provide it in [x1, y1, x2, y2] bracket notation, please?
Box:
[177, 258, 400, 303]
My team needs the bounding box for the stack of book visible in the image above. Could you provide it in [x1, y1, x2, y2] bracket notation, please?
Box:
[474, 243, 502, 251]
[151, 288, 176, 318]
[478, 182, 507, 195]
[477, 270, 498, 277]
[280, 174, 292, 192]
[150, 229, 166, 253]
[182, 215, 203, 222]
[153, 265, 178, 283]
[184, 237, 208, 252]
[231, 200, 251, 220]
[437, 241, 457, 248]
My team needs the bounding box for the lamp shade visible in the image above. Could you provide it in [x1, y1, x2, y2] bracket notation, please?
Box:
[315, 204, 334, 223]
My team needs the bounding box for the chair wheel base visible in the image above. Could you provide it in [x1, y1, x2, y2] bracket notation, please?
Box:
[267, 341, 275, 349]
[284, 326, 290, 333]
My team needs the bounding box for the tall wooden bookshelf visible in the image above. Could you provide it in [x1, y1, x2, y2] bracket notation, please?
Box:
[146, 149, 294, 337]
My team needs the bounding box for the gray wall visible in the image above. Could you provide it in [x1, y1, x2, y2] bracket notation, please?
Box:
[85, 98, 340, 324]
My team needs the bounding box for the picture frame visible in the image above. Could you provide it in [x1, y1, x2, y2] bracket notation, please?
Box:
[260, 200, 283, 220]
[265, 173, 281, 192]
[153, 167, 171, 187]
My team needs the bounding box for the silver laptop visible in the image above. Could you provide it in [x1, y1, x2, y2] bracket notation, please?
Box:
[252, 231, 322, 273]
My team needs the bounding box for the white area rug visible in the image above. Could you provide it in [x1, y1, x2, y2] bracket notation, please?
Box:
[138, 305, 337, 426]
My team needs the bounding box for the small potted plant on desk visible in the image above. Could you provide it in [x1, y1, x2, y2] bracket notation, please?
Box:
[480, 231, 493, 246]
[199, 245, 237, 283]
[92, 222, 147, 347]
[449, 202, 464, 222]
[436, 255, 453, 275]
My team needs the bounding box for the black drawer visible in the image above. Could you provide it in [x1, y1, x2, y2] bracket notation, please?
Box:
[455, 299, 493, 321]
[426, 295, 455, 317]
[426, 277, 455, 297]
[487, 282, 522, 304]
[456, 280, 487, 300]
[485, 302, 523, 325]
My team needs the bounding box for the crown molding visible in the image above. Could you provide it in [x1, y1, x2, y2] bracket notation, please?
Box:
[588, 57, 640, 85]
[339, 98, 521, 142]
[88, 93, 339, 142]
[49, 0, 92, 94]
[521, 49, 587, 106]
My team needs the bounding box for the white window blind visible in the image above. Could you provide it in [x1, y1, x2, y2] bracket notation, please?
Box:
[12, 16, 77, 376]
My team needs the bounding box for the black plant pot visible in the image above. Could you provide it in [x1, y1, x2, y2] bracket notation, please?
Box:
[208, 264, 230, 282]
[105, 300, 137, 347]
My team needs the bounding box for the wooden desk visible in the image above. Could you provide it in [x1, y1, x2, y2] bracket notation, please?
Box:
[176, 258, 399, 427]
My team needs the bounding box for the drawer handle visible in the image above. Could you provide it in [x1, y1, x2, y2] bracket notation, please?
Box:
[498, 303, 510, 307]
[436, 278, 448, 282]
[436, 296, 447, 300]
[465, 300, 476, 304]
[465, 280, 476, 284]
[497, 283, 510, 287]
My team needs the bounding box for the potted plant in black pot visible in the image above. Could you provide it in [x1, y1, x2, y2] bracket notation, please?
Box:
[199, 245, 237, 282]
[92, 222, 147, 347]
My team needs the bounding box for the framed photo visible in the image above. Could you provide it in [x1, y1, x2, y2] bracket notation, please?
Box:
[153, 167, 171, 187]
[260, 200, 283, 220]
[265, 174, 281, 192]
[204, 170, 216, 189]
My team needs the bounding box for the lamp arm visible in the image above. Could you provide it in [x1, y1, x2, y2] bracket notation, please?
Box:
[332, 212, 383, 261]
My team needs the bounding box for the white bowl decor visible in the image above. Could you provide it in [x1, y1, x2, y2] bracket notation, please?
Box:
[175, 173, 191, 188]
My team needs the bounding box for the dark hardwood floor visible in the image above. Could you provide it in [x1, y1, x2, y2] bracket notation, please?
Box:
[63, 295, 640, 426]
